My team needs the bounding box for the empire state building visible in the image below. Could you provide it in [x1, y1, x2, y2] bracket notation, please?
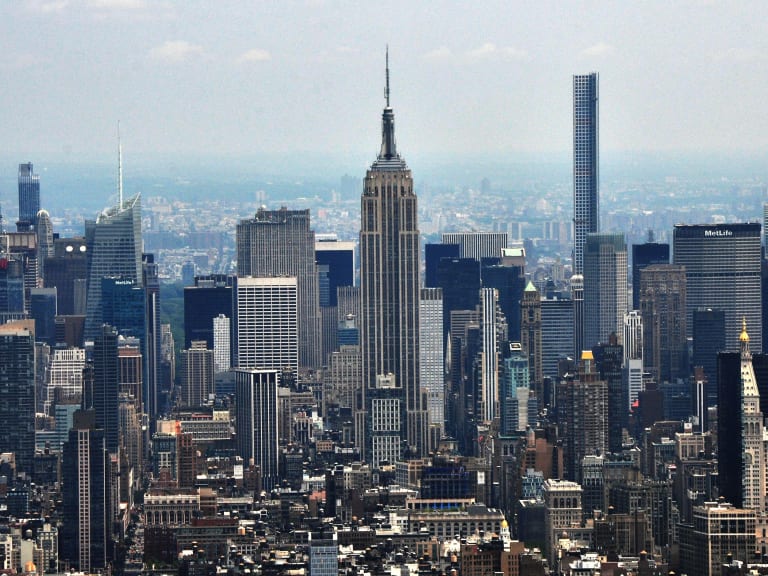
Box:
[356, 52, 428, 467]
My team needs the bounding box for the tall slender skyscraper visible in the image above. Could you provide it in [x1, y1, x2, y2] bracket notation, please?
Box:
[18, 162, 40, 231]
[572, 73, 599, 276]
[357, 51, 427, 466]
[0, 324, 35, 472]
[84, 194, 142, 340]
[236, 208, 321, 369]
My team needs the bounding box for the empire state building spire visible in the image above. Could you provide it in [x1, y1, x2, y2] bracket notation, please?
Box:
[374, 47, 405, 169]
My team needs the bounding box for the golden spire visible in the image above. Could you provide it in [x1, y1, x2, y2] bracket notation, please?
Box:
[740, 317, 750, 343]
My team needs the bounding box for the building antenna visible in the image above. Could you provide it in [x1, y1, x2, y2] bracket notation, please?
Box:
[118, 121, 123, 209]
[385, 45, 390, 107]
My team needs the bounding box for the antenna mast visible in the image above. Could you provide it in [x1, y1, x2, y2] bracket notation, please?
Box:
[385, 45, 390, 107]
[118, 121, 123, 209]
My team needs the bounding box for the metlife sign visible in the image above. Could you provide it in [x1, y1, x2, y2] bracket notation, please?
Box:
[704, 229, 733, 238]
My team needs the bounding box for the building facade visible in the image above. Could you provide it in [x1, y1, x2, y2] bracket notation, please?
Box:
[583, 233, 627, 352]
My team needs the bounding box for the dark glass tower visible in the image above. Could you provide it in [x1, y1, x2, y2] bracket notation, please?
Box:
[357, 52, 427, 466]
[87, 325, 120, 453]
[0, 326, 35, 472]
[17, 162, 40, 231]
[572, 73, 599, 276]
[631, 242, 669, 311]
[425, 243, 460, 288]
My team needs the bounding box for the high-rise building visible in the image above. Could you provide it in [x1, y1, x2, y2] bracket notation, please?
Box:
[212, 314, 231, 373]
[36, 209, 54, 280]
[424, 243, 460, 288]
[61, 410, 111, 572]
[30, 287, 57, 346]
[237, 207, 321, 369]
[419, 288, 444, 432]
[0, 325, 35, 472]
[181, 341, 214, 407]
[583, 233, 627, 351]
[17, 162, 40, 231]
[44, 237, 88, 316]
[622, 310, 643, 364]
[737, 321, 765, 512]
[88, 325, 120, 453]
[84, 194, 142, 340]
[500, 342, 530, 434]
[236, 276, 298, 372]
[357, 54, 427, 465]
[482, 262, 526, 343]
[234, 368, 279, 490]
[183, 274, 235, 352]
[639, 264, 687, 383]
[693, 308, 725, 406]
[673, 223, 762, 353]
[631, 242, 669, 311]
[593, 334, 624, 453]
[479, 288, 501, 423]
[142, 254, 161, 418]
[440, 232, 508, 262]
[315, 237, 355, 307]
[572, 73, 599, 276]
[540, 292, 574, 391]
[571, 274, 584, 358]
[436, 257, 481, 341]
[521, 281, 542, 395]
[43, 347, 85, 416]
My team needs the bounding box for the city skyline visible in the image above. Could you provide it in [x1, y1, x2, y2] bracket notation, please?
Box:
[3, 2, 768, 164]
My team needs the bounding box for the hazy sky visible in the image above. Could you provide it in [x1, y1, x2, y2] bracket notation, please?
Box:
[3, 1, 768, 164]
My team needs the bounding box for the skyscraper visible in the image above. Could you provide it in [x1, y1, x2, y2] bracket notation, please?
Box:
[583, 232, 627, 351]
[357, 52, 428, 465]
[36, 209, 54, 280]
[639, 264, 687, 383]
[212, 314, 231, 373]
[572, 73, 599, 276]
[738, 321, 765, 512]
[17, 162, 40, 231]
[181, 341, 214, 407]
[237, 207, 321, 369]
[44, 237, 88, 316]
[88, 324, 120, 453]
[631, 242, 669, 311]
[420, 288, 444, 432]
[693, 308, 725, 406]
[236, 276, 298, 373]
[234, 368, 279, 490]
[674, 223, 762, 353]
[440, 232, 508, 262]
[521, 281, 542, 395]
[183, 274, 235, 350]
[84, 194, 142, 340]
[0, 324, 35, 472]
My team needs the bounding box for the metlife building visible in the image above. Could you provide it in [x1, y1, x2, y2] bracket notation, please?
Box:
[673, 223, 762, 352]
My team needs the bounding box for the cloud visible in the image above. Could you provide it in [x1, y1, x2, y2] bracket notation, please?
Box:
[150, 40, 204, 63]
[86, 0, 146, 8]
[713, 47, 762, 63]
[26, 0, 69, 14]
[466, 42, 528, 61]
[237, 48, 271, 63]
[423, 46, 452, 62]
[581, 42, 614, 57]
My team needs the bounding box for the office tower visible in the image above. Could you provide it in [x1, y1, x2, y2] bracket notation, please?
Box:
[0, 325, 35, 472]
[309, 530, 338, 576]
[424, 243, 460, 288]
[674, 223, 762, 352]
[212, 314, 231, 373]
[631, 242, 669, 311]
[234, 368, 279, 490]
[100, 277, 144, 340]
[436, 257, 481, 340]
[440, 232, 508, 263]
[43, 347, 85, 415]
[482, 261, 526, 342]
[118, 343, 142, 405]
[142, 254, 161, 418]
[61, 410, 111, 572]
[593, 334, 624, 453]
[45, 237, 88, 315]
[237, 207, 321, 369]
[622, 310, 643, 364]
[737, 321, 766, 511]
[572, 72, 599, 276]
[184, 274, 235, 349]
[315, 236, 355, 307]
[326, 344, 361, 414]
[88, 325, 120, 453]
[543, 479, 583, 566]
[583, 233, 627, 351]
[639, 264, 687, 383]
[541, 292, 574, 384]
[30, 287, 57, 346]
[181, 341, 214, 407]
[17, 162, 40, 231]
[357, 56, 427, 465]
[479, 288, 501, 423]
[420, 288, 444, 432]
[0, 252, 25, 317]
[679, 502, 756, 576]
[693, 308, 725, 406]
[521, 281, 542, 395]
[84, 193, 142, 340]
[571, 274, 584, 357]
[36, 209, 54, 280]
[560, 351, 608, 482]
[500, 342, 530, 434]
[236, 276, 298, 372]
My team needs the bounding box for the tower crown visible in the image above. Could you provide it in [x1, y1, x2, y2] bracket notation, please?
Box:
[371, 47, 407, 171]
[740, 317, 750, 343]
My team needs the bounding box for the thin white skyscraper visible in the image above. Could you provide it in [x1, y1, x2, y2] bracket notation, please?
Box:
[212, 314, 231, 373]
[419, 288, 444, 432]
[480, 287, 499, 423]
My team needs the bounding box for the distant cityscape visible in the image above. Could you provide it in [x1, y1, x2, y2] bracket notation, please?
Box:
[1, 62, 768, 576]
